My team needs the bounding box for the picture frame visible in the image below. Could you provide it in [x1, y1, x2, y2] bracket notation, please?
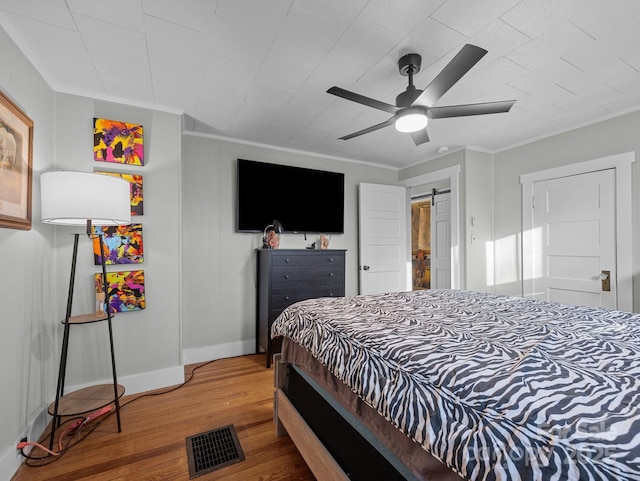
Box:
[93, 117, 144, 166]
[0, 90, 33, 230]
[95, 171, 143, 215]
[95, 270, 146, 312]
[92, 223, 144, 265]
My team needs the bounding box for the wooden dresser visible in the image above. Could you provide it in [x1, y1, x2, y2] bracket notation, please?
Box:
[256, 248, 346, 367]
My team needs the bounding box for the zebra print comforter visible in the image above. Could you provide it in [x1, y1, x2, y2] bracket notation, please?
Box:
[271, 289, 640, 481]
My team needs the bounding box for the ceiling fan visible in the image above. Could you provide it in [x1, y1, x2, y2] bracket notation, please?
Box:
[327, 44, 516, 146]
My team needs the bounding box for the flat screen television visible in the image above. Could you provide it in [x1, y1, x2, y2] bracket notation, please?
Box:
[236, 158, 344, 234]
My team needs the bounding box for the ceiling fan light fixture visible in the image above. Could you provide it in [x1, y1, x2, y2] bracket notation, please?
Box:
[395, 107, 428, 133]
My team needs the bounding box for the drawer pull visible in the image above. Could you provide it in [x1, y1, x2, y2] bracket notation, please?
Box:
[285, 274, 290, 279]
[285, 258, 290, 263]
[285, 296, 290, 301]
[329, 258, 334, 262]
[328, 273, 334, 277]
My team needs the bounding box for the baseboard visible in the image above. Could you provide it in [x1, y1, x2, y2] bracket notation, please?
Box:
[182, 340, 256, 365]
[119, 365, 185, 396]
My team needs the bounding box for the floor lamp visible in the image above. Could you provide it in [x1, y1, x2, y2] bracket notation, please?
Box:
[41, 171, 131, 450]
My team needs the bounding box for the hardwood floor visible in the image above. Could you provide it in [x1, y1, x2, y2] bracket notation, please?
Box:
[11, 354, 315, 481]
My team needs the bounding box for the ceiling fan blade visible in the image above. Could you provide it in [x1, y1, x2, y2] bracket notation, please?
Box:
[328, 86, 399, 114]
[410, 129, 430, 146]
[338, 117, 396, 140]
[414, 44, 488, 107]
[428, 100, 516, 119]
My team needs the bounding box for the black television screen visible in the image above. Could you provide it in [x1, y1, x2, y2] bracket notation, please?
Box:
[236, 159, 344, 234]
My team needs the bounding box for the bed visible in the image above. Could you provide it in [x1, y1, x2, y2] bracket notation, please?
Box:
[271, 289, 640, 481]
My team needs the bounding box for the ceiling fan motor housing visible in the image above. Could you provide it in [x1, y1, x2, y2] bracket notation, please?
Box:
[398, 53, 422, 76]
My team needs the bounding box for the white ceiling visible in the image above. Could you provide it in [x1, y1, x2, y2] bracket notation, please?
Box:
[1, 0, 639, 169]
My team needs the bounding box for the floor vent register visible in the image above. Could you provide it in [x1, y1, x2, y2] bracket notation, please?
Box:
[186, 424, 245, 478]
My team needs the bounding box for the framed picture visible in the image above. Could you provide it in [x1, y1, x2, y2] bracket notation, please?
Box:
[92, 223, 144, 265]
[0, 90, 33, 230]
[93, 117, 144, 166]
[95, 270, 146, 313]
[96, 172, 144, 215]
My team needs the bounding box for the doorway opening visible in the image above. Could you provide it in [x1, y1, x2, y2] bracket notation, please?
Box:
[411, 187, 451, 290]
[411, 198, 431, 290]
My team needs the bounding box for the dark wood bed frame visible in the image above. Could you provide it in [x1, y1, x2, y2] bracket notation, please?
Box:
[274, 355, 349, 480]
[274, 354, 419, 481]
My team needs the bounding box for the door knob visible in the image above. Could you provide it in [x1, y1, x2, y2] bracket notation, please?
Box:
[362, 265, 370, 271]
[601, 270, 610, 292]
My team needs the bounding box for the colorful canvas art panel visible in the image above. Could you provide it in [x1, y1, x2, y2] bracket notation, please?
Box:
[92, 223, 144, 265]
[95, 270, 146, 313]
[94, 117, 144, 166]
[96, 172, 143, 215]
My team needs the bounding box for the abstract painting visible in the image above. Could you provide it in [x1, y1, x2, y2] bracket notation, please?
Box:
[96, 172, 143, 215]
[92, 223, 144, 265]
[94, 117, 144, 166]
[95, 270, 146, 313]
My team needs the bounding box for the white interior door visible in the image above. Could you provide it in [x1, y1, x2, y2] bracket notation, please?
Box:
[532, 169, 616, 308]
[358, 183, 408, 295]
[430, 192, 451, 289]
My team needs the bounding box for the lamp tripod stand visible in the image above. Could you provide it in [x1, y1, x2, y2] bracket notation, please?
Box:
[48, 227, 123, 449]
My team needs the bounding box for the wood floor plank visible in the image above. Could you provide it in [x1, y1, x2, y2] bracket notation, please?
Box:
[11, 354, 315, 481]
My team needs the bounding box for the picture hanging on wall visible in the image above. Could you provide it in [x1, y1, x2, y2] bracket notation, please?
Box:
[95, 270, 146, 312]
[92, 223, 144, 265]
[93, 117, 144, 166]
[0, 90, 33, 230]
[95, 171, 143, 215]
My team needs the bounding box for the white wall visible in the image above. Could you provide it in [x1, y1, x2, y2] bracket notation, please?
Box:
[51, 94, 184, 387]
[180, 134, 397, 363]
[464, 150, 494, 292]
[0, 24, 56, 479]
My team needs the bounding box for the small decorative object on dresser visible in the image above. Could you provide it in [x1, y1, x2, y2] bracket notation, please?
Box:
[262, 219, 283, 249]
[256, 248, 346, 367]
[266, 229, 280, 249]
[319, 233, 330, 249]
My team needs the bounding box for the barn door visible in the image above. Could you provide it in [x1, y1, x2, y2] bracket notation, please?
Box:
[430, 192, 451, 289]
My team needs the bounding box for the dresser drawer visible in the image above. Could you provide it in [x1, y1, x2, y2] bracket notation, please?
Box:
[272, 253, 344, 267]
[271, 265, 343, 286]
[271, 285, 344, 310]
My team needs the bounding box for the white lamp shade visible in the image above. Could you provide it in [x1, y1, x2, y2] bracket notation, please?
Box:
[395, 107, 428, 133]
[41, 171, 131, 226]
